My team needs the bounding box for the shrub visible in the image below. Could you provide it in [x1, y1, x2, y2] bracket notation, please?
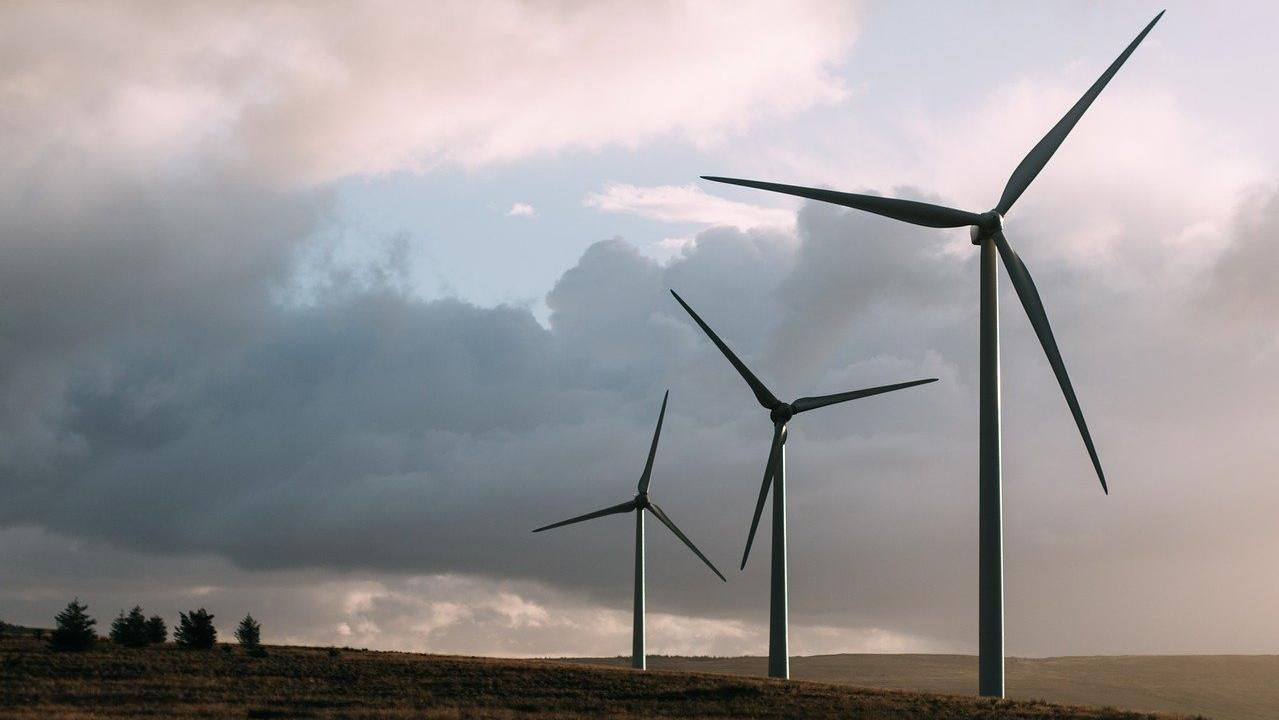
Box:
[235, 613, 261, 648]
[145, 615, 168, 644]
[50, 599, 97, 651]
[174, 608, 216, 649]
[110, 606, 150, 647]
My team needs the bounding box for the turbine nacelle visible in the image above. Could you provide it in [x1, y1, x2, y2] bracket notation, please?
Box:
[769, 403, 795, 424]
[970, 211, 1004, 245]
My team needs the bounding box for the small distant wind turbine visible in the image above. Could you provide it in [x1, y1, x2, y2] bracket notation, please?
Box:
[671, 290, 937, 679]
[533, 390, 725, 670]
[698, 12, 1163, 696]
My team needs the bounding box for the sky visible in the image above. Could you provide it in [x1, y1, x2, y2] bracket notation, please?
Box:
[3, 0, 1279, 658]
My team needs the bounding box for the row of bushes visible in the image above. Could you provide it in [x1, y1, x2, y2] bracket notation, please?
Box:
[48, 599, 261, 653]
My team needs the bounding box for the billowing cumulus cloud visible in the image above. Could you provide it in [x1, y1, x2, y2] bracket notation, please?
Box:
[0, 525, 948, 656]
[0, 1, 858, 186]
[586, 183, 795, 230]
[0, 170, 328, 473]
[7, 180, 1279, 656]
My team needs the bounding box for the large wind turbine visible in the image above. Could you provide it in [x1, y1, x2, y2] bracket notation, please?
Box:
[671, 290, 936, 679]
[532, 391, 725, 670]
[700, 12, 1163, 696]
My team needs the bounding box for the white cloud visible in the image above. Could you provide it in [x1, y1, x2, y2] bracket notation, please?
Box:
[653, 236, 697, 260]
[507, 202, 536, 217]
[0, 1, 859, 186]
[0, 525, 946, 657]
[298, 585, 945, 657]
[747, 68, 1263, 293]
[586, 183, 796, 229]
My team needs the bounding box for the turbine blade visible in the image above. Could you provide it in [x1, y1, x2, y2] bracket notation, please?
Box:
[792, 378, 938, 414]
[532, 499, 638, 533]
[993, 231, 1107, 493]
[648, 503, 726, 582]
[638, 390, 669, 494]
[996, 11, 1164, 215]
[671, 290, 781, 410]
[742, 422, 784, 570]
[701, 177, 982, 229]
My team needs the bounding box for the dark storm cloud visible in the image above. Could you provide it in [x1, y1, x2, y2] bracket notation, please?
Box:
[5, 162, 1279, 655]
[0, 167, 327, 473]
[767, 191, 972, 390]
[0, 186, 959, 636]
[0, 188, 967, 655]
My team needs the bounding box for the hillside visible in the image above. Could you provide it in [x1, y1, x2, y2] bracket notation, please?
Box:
[572, 654, 1277, 720]
[0, 636, 1187, 719]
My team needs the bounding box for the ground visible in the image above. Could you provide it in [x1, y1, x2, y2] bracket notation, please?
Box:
[575, 654, 1279, 720]
[0, 636, 1198, 719]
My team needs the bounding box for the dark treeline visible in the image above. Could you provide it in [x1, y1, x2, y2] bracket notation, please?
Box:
[9, 599, 267, 655]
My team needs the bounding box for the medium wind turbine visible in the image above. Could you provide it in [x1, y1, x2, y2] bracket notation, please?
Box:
[532, 390, 725, 670]
[671, 290, 937, 679]
[699, 12, 1163, 697]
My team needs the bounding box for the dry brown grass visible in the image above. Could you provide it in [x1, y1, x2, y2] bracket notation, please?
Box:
[0, 636, 1194, 719]
[568, 653, 1277, 720]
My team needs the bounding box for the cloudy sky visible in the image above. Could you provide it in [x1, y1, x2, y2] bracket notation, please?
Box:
[3, 0, 1278, 658]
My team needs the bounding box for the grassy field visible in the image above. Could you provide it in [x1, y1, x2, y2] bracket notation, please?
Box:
[571, 654, 1278, 720]
[0, 636, 1191, 719]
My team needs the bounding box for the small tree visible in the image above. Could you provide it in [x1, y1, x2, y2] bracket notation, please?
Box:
[50, 598, 97, 651]
[235, 613, 261, 648]
[110, 606, 149, 647]
[174, 608, 216, 649]
[145, 615, 167, 644]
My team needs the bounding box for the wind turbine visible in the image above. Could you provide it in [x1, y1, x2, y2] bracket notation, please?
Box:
[699, 12, 1163, 696]
[671, 290, 937, 679]
[532, 390, 725, 670]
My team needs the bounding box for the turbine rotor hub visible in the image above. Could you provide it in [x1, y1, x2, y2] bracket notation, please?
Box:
[769, 404, 795, 423]
[634, 493, 649, 509]
[969, 210, 1004, 245]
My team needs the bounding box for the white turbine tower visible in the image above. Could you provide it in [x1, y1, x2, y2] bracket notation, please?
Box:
[671, 290, 937, 679]
[699, 11, 1164, 696]
[533, 391, 725, 670]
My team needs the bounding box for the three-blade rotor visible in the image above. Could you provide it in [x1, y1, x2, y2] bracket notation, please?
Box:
[671, 290, 937, 568]
[699, 11, 1164, 494]
[533, 391, 726, 581]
